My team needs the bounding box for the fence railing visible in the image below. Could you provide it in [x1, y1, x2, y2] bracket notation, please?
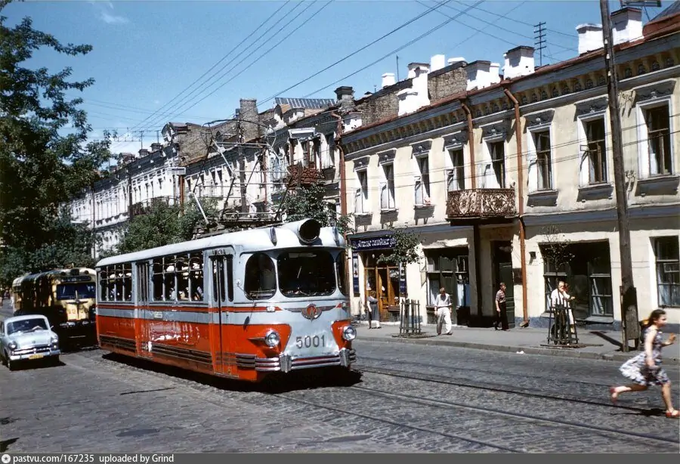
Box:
[399, 299, 422, 336]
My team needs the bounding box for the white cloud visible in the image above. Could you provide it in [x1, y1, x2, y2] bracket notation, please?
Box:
[100, 11, 129, 24]
[90, 1, 130, 25]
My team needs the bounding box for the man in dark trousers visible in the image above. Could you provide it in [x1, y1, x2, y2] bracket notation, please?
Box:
[495, 282, 508, 331]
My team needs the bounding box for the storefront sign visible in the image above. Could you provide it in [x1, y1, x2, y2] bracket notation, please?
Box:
[351, 236, 396, 251]
[352, 255, 360, 295]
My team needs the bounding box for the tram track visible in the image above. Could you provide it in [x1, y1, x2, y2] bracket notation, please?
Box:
[70, 350, 680, 453]
[347, 370, 679, 448]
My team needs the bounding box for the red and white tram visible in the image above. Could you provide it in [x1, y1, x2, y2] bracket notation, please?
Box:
[95, 219, 356, 382]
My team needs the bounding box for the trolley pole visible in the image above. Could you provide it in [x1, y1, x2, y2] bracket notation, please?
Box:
[599, 0, 639, 352]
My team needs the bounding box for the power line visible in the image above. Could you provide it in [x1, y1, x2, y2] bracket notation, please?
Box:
[257, 0, 456, 107]
[124, 1, 295, 133]
[140, 0, 329, 131]
[300, 1, 486, 99]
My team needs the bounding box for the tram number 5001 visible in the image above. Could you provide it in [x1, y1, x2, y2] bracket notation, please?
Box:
[295, 335, 325, 349]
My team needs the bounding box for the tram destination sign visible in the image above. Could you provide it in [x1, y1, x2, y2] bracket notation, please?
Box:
[350, 235, 396, 251]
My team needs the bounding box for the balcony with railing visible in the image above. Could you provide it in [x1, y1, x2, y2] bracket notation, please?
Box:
[285, 162, 322, 186]
[446, 189, 516, 221]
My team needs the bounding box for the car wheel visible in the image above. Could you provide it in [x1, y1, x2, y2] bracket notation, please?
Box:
[7, 357, 16, 371]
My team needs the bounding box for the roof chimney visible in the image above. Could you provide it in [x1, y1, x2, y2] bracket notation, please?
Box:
[612, 7, 642, 45]
[489, 63, 501, 85]
[334, 86, 356, 113]
[576, 23, 603, 55]
[398, 63, 430, 116]
[430, 54, 446, 72]
[382, 73, 396, 88]
[503, 46, 535, 80]
[447, 57, 466, 67]
[466, 61, 492, 91]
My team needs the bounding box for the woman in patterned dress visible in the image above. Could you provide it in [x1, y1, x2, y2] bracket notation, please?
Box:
[609, 309, 678, 418]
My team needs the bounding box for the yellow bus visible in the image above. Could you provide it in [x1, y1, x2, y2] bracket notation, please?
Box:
[14, 268, 97, 347]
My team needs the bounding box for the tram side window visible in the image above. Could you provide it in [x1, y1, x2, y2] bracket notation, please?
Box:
[244, 252, 276, 300]
[122, 264, 132, 301]
[212, 259, 225, 302]
[175, 258, 190, 301]
[226, 255, 234, 302]
[152, 261, 164, 301]
[336, 251, 348, 296]
[189, 253, 204, 301]
[99, 271, 109, 301]
[164, 259, 176, 301]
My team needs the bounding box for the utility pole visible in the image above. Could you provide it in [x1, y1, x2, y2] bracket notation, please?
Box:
[534, 22, 546, 67]
[599, 0, 639, 352]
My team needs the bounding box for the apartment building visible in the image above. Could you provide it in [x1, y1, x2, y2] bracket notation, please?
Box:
[340, 6, 680, 330]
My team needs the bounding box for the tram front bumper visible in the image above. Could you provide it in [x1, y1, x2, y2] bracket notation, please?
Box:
[237, 348, 357, 373]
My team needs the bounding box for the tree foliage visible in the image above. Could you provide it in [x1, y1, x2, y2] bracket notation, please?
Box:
[540, 225, 574, 278]
[277, 183, 354, 235]
[377, 226, 421, 266]
[0, 1, 111, 286]
[116, 200, 219, 255]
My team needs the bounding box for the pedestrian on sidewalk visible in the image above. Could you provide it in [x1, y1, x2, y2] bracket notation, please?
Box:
[435, 287, 453, 335]
[365, 291, 381, 329]
[494, 282, 508, 331]
[609, 309, 678, 418]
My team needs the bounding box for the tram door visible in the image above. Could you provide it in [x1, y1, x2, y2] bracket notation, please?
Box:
[211, 253, 234, 376]
[136, 261, 151, 357]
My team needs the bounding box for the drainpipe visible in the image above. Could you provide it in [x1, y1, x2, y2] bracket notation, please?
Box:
[460, 101, 476, 189]
[461, 99, 482, 323]
[330, 112, 347, 218]
[503, 86, 529, 325]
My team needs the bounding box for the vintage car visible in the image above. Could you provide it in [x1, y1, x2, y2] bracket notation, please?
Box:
[0, 314, 61, 370]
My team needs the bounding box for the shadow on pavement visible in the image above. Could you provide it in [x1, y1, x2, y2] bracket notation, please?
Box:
[102, 352, 363, 394]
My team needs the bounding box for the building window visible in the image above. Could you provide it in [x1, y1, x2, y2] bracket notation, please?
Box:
[414, 155, 431, 205]
[425, 249, 469, 309]
[355, 169, 369, 214]
[645, 105, 672, 176]
[654, 237, 680, 307]
[489, 141, 506, 188]
[534, 131, 552, 190]
[447, 149, 465, 191]
[541, 241, 612, 319]
[380, 163, 396, 210]
[584, 118, 607, 184]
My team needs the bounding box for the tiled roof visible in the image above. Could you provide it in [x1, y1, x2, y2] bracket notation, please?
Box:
[275, 97, 336, 110]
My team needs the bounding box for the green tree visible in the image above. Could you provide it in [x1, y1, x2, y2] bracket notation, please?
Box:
[0, 1, 112, 285]
[277, 183, 354, 235]
[376, 226, 421, 266]
[116, 200, 218, 255]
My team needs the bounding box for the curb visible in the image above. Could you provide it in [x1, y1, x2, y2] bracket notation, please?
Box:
[357, 335, 680, 363]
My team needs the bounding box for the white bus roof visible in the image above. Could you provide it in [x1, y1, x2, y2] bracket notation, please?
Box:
[96, 220, 345, 267]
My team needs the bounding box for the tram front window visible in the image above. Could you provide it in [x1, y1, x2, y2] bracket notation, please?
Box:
[244, 252, 276, 300]
[278, 250, 335, 297]
[57, 283, 96, 300]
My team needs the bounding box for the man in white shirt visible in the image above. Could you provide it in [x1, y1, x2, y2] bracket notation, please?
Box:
[434, 287, 453, 335]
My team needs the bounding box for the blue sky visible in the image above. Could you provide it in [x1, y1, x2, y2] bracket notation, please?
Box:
[3, 0, 668, 153]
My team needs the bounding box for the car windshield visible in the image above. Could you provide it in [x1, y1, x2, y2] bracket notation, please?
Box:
[57, 283, 96, 300]
[278, 250, 336, 297]
[7, 318, 48, 335]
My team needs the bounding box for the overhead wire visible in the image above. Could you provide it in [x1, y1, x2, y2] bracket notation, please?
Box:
[125, 0, 294, 134]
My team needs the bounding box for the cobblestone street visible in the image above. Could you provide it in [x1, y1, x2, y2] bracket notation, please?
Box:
[1, 303, 678, 453]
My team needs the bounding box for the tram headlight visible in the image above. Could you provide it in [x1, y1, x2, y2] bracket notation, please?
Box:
[342, 325, 356, 341]
[264, 330, 281, 348]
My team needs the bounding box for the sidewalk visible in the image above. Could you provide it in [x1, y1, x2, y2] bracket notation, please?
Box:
[353, 322, 680, 363]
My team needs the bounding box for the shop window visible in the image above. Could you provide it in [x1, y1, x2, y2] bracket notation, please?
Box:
[541, 241, 612, 319]
[425, 249, 469, 309]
